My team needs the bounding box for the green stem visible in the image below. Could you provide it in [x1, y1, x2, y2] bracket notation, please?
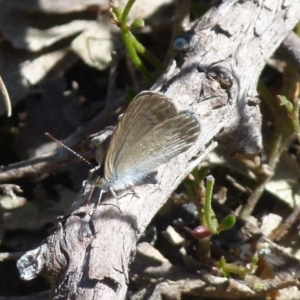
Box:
[219, 257, 249, 278]
[121, 0, 136, 25]
[122, 30, 154, 82]
[288, 91, 300, 144]
[204, 175, 218, 234]
[112, 1, 154, 82]
[113, 6, 122, 20]
[130, 32, 165, 71]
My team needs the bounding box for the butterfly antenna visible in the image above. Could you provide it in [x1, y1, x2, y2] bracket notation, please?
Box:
[45, 132, 94, 168]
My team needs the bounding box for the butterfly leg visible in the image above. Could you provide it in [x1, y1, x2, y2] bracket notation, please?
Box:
[129, 187, 139, 198]
[81, 179, 96, 205]
[109, 187, 122, 212]
[97, 189, 104, 206]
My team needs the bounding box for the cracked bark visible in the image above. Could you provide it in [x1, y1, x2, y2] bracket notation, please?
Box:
[17, 0, 300, 299]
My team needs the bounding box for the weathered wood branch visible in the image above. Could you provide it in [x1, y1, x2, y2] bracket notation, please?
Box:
[17, 0, 300, 299]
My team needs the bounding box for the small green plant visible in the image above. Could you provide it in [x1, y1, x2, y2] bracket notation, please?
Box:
[188, 175, 235, 268]
[188, 175, 236, 270]
[201, 175, 236, 236]
[277, 84, 300, 144]
[218, 253, 258, 278]
[109, 0, 164, 82]
[188, 175, 236, 240]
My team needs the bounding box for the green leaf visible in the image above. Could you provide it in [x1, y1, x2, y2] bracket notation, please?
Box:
[131, 18, 144, 28]
[218, 214, 236, 232]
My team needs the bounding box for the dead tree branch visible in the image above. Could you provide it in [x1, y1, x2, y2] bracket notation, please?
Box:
[17, 1, 300, 299]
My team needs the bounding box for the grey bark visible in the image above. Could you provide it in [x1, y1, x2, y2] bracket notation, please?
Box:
[17, 0, 300, 299]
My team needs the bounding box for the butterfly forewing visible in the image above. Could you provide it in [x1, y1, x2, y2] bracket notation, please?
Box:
[104, 91, 178, 181]
[115, 112, 200, 182]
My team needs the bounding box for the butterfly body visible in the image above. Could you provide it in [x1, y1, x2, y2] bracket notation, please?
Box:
[97, 172, 143, 193]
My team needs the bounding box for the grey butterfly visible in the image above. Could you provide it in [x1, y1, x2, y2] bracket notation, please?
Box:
[94, 91, 200, 199]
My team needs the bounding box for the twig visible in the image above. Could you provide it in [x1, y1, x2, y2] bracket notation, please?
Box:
[240, 133, 283, 218]
[279, 31, 300, 76]
[0, 75, 11, 117]
[0, 251, 24, 262]
[0, 103, 124, 183]
[226, 175, 252, 194]
[268, 205, 300, 242]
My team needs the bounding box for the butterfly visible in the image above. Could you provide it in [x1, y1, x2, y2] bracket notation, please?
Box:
[93, 91, 200, 202]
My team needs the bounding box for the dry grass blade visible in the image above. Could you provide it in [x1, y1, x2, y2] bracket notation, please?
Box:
[0, 75, 11, 117]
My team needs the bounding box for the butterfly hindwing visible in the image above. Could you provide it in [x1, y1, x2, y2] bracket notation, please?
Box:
[115, 112, 200, 183]
[104, 91, 178, 180]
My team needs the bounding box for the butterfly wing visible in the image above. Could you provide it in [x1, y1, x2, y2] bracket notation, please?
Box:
[114, 112, 200, 185]
[104, 91, 178, 180]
